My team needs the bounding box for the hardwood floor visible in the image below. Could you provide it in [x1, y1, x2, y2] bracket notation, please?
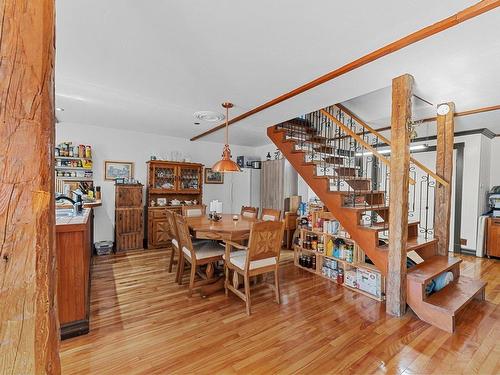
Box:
[60, 249, 500, 374]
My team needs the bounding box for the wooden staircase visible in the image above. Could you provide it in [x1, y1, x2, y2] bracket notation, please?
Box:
[268, 106, 486, 333]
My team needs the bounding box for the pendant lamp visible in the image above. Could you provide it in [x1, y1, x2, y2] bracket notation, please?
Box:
[211, 102, 241, 173]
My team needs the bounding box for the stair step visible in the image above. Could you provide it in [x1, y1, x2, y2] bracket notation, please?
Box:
[407, 255, 462, 284]
[377, 237, 437, 253]
[358, 221, 419, 233]
[424, 276, 486, 315]
[334, 190, 386, 195]
[344, 205, 389, 212]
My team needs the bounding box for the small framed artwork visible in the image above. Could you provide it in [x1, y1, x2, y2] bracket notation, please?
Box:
[204, 168, 224, 184]
[104, 161, 134, 181]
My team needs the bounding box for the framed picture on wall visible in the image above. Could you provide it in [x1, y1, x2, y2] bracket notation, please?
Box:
[104, 161, 134, 181]
[204, 168, 224, 184]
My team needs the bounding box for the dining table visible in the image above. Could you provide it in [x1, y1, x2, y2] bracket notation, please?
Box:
[185, 214, 259, 297]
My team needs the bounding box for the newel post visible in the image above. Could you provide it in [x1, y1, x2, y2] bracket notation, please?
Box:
[386, 74, 413, 317]
[434, 102, 455, 255]
[0, 1, 61, 373]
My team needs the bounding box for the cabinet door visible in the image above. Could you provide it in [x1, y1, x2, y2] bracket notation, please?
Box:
[116, 186, 143, 207]
[151, 219, 171, 247]
[116, 208, 143, 234]
[178, 166, 201, 193]
[487, 218, 500, 257]
[152, 164, 177, 191]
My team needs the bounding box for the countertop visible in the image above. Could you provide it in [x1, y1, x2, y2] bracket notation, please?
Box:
[56, 200, 102, 209]
[56, 208, 91, 226]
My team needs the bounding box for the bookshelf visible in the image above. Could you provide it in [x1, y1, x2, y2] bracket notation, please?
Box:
[294, 226, 386, 302]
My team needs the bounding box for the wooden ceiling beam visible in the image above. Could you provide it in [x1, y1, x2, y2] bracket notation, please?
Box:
[191, 0, 500, 142]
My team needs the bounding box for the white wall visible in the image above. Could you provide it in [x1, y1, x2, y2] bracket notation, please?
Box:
[56, 123, 259, 242]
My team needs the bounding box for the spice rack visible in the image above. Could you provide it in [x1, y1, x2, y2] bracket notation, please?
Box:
[294, 226, 385, 301]
[55, 143, 94, 195]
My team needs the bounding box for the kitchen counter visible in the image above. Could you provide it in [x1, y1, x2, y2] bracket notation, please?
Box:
[56, 208, 91, 227]
[55, 207, 93, 339]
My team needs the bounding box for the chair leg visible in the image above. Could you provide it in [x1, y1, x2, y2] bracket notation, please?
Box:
[168, 246, 175, 273]
[177, 255, 185, 285]
[188, 261, 196, 297]
[274, 268, 281, 304]
[244, 273, 251, 315]
[224, 265, 229, 296]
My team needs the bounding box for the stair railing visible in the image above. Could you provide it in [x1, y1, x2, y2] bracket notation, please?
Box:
[274, 103, 444, 238]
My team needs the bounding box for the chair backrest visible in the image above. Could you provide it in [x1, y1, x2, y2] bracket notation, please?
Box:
[245, 221, 284, 268]
[174, 213, 195, 259]
[165, 210, 179, 249]
[241, 206, 259, 219]
[261, 208, 281, 222]
[182, 204, 206, 217]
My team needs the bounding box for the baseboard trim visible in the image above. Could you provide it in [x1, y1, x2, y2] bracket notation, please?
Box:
[61, 319, 89, 340]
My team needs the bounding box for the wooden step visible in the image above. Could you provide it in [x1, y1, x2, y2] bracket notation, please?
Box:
[377, 237, 437, 253]
[334, 166, 358, 177]
[344, 205, 390, 213]
[358, 221, 419, 233]
[323, 156, 347, 164]
[424, 276, 486, 315]
[407, 255, 462, 284]
[343, 178, 371, 191]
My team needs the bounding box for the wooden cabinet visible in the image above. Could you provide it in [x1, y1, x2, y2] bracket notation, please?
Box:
[147, 207, 182, 248]
[147, 161, 202, 194]
[115, 184, 144, 252]
[145, 161, 203, 249]
[486, 217, 500, 257]
[56, 209, 93, 339]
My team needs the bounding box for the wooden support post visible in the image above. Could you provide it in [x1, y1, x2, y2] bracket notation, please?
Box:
[386, 74, 413, 317]
[434, 102, 455, 256]
[0, 1, 60, 374]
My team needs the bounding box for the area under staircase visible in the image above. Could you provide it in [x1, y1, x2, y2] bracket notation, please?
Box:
[268, 104, 486, 333]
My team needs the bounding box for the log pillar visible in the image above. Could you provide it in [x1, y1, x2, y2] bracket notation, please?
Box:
[0, 1, 60, 374]
[434, 102, 455, 255]
[386, 74, 413, 317]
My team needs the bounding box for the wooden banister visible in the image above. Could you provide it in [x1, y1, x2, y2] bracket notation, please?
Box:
[335, 104, 449, 187]
[320, 109, 416, 185]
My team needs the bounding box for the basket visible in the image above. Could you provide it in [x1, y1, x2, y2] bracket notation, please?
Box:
[95, 241, 113, 256]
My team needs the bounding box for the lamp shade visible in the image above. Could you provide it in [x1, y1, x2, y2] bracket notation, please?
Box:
[211, 145, 241, 172]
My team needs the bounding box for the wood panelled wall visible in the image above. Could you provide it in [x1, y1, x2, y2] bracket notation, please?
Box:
[0, 0, 61, 373]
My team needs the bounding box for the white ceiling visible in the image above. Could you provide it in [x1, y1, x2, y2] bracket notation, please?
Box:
[55, 1, 500, 146]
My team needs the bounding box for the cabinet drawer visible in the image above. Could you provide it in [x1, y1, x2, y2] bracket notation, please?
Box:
[150, 209, 168, 219]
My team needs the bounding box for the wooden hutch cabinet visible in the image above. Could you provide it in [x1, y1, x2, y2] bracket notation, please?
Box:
[146, 161, 203, 248]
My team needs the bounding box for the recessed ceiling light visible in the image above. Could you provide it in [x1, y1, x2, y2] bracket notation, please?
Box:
[55, 107, 65, 112]
[193, 111, 225, 122]
[437, 104, 450, 116]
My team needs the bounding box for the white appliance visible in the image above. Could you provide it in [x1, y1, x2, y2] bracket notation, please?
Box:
[489, 186, 500, 217]
[228, 169, 260, 213]
[476, 215, 489, 257]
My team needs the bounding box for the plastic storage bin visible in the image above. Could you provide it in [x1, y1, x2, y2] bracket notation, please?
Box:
[95, 241, 113, 255]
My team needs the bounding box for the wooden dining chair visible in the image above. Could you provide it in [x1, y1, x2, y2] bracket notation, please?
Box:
[182, 204, 206, 217]
[165, 210, 183, 283]
[174, 213, 224, 296]
[241, 206, 259, 219]
[223, 220, 284, 315]
[261, 208, 281, 222]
